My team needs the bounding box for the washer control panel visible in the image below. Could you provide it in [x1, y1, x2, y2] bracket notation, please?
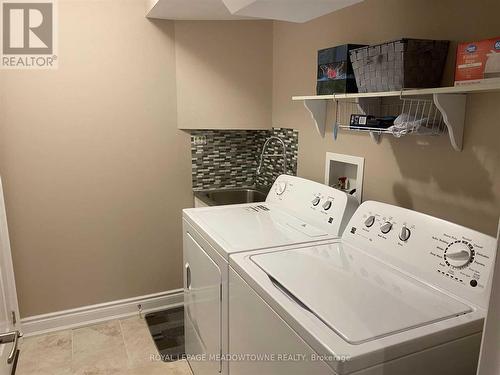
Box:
[343, 201, 497, 308]
[266, 175, 359, 237]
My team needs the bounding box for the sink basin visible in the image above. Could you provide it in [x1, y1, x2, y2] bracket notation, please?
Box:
[194, 188, 268, 206]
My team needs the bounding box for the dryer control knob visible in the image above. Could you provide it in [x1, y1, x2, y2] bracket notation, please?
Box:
[399, 226, 411, 242]
[364, 215, 375, 228]
[380, 221, 393, 234]
[275, 181, 287, 195]
[322, 200, 332, 210]
[312, 196, 321, 206]
[445, 241, 474, 269]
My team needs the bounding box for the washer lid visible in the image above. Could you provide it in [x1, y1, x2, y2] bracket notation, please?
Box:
[189, 204, 329, 253]
[251, 244, 473, 344]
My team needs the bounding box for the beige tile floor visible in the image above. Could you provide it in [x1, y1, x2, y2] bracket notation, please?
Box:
[16, 317, 193, 375]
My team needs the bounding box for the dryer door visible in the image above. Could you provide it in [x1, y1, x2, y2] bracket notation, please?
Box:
[184, 231, 222, 374]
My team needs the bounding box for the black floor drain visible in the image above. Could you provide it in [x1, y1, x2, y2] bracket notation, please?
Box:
[145, 306, 185, 362]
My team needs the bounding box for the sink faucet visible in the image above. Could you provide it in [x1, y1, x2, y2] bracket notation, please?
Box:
[256, 136, 287, 176]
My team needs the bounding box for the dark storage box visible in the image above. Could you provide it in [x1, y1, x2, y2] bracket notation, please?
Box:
[349, 114, 395, 130]
[317, 44, 367, 95]
[349, 39, 449, 92]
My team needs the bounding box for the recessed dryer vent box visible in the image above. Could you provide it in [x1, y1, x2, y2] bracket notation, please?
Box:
[325, 152, 364, 203]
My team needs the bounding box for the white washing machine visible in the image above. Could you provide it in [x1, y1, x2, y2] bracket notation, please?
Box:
[182, 175, 359, 375]
[229, 201, 497, 375]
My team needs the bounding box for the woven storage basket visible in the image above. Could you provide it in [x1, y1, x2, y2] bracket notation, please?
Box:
[349, 39, 449, 92]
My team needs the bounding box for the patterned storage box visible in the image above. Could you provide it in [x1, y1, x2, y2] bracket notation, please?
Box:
[316, 44, 367, 95]
[349, 39, 449, 92]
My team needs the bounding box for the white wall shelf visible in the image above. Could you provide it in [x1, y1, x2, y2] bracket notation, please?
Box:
[293, 82, 500, 152]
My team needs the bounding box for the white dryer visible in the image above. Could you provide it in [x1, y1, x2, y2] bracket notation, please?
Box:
[182, 175, 358, 375]
[229, 201, 497, 375]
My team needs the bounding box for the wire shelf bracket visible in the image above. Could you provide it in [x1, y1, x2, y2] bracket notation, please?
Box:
[432, 93, 466, 152]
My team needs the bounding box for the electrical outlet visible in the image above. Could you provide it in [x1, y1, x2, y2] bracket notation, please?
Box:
[193, 135, 207, 146]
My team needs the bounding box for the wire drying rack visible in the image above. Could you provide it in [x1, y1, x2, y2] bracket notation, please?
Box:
[333, 96, 446, 143]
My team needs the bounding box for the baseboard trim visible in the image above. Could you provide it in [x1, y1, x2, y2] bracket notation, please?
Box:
[21, 289, 183, 337]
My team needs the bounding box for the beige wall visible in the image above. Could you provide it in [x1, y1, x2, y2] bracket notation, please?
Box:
[273, 0, 500, 236]
[0, 0, 193, 317]
[1, 0, 499, 318]
[175, 20, 273, 130]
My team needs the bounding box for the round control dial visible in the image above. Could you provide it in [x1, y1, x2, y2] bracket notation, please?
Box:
[275, 181, 287, 195]
[444, 241, 475, 269]
[322, 200, 332, 211]
[364, 215, 375, 228]
[399, 226, 411, 242]
[380, 221, 393, 234]
[312, 196, 321, 206]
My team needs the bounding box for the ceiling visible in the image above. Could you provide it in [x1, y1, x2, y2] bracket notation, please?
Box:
[146, 0, 364, 23]
[147, 0, 251, 20]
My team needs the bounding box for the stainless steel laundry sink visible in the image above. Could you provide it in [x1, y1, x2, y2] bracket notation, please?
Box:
[194, 188, 268, 206]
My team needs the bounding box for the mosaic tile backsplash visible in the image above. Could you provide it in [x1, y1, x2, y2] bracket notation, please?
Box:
[191, 128, 298, 190]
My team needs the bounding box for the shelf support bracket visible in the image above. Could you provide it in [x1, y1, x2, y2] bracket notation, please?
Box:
[433, 93, 466, 152]
[359, 97, 383, 144]
[357, 97, 382, 116]
[369, 132, 382, 144]
[303, 99, 328, 137]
